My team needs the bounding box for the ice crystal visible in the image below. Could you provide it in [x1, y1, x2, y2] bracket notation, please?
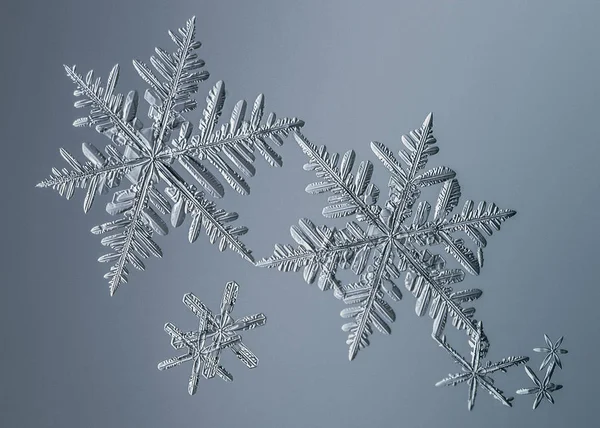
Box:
[158, 281, 266, 395]
[533, 334, 568, 370]
[517, 334, 567, 409]
[257, 113, 544, 409]
[37, 17, 303, 295]
[517, 365, 563, 409]
[435, 322, 529, 410]
[259, 114, 515, 361]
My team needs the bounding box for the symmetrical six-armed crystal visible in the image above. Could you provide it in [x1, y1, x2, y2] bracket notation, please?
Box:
[36, 17, 303, 295]
[260, 115, 515, 364]
[435, 322, 529, 410]
[158, 281, 266, 395]
[517, 334, 568, 409]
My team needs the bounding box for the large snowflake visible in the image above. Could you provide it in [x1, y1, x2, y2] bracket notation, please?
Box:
[37, 17, 303, 295]
[259, 113, 514, 360]
[158, 281, 266, 395]
[257, 113, 540, 409]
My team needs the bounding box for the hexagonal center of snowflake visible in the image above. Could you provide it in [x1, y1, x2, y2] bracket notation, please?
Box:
[156, 146, 176, 164]
[212, 316, 230, 340]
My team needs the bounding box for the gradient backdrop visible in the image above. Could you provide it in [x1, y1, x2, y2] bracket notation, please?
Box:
[2, 1, 598, 427]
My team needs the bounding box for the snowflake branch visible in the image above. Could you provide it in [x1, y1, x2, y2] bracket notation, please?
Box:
[157, 162, 254, 263]
[103, 164, 155, 295]
[36, 148, 142, 212]
[64, 65, 149, 153]
[344, 241, 396, 360]
[294, 130, 385, 230]
[398, 245, 482, 341]
[133, 16, 206, 156]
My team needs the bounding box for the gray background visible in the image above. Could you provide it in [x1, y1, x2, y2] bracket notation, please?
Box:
[1, 0, 598, 427]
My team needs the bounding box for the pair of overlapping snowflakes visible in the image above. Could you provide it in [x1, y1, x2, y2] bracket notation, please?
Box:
[37, 17, 567, 409]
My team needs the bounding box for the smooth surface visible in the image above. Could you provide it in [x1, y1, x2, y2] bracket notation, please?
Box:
[1, 0, 598, 427]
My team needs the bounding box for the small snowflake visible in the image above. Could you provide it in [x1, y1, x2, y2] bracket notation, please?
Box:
[534, 334, 568, 370]
[158, 281, 266, 395]
[516, 365, 563, 410]
[435, 322, 528, 411]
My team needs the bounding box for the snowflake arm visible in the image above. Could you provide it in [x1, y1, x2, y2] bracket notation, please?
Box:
[341, 244, 403, 360]
[132, 16, 209, 154]
[400, 196, 516, 274]
[257, 219, 384, 296]
[294, 131, 384, 228]
[158, 164, 253, 261]
[62, 64, 150, 152]
[36, 144, 140, 213]
[173, 81, 304, 196]
[401, 249, 484, 343]
[95, 168, 160, 294]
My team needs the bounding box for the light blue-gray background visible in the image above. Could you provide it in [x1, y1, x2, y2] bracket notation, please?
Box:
[1, 0, 598, 427]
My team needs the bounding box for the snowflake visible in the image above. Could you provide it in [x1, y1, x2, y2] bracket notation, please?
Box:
[533, 334, 568, 370]
[258, 113, 516, 361]
[435, 322, 529, 410]
[516, 334, 567, 409]
[517, 365, 563, 410]
[36, 17, 304, 295]
[158, 281, 266, 395]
